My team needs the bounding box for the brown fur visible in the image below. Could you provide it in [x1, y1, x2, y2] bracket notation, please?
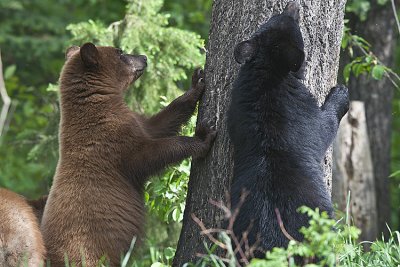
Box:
[27, 195, 48, 224]
[41, 43, 216, 267]
[0, 188, 46, 267]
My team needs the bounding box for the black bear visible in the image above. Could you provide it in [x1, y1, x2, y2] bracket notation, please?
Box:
[41, 43, 216, 267]
[227, 1, 349, 260]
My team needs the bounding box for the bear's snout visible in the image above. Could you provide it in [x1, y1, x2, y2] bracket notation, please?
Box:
[121, 54, 148, 72]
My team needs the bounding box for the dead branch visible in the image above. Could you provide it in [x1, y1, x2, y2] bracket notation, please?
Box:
[192, 190, 268, 266]
[275, 208, 298, 242]
[0, 49, 11, 137]
[195, 253, 231, 264]
[228, 190, 249, 231]
[225, 190, 251, 265]
[209, 199, 232, 219]
[191, 213, 228, 250]
[212, 190, 251, 265]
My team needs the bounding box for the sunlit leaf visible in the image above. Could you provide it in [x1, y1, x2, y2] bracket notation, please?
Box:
[371, 65, 386, 80]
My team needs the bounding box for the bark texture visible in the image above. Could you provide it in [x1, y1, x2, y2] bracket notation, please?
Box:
[339, 2, 395, 236]
[332, 101, 378, 242]
[174, 0, 347, 265]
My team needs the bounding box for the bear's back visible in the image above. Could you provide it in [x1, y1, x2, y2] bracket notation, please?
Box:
[229, 72, 333, 253]
[0, 188, 45, 267]
[230, 71, 324, 172]
[42, 111, 146, 266]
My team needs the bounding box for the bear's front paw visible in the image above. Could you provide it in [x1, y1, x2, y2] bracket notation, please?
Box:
[326, 84, 350, 120]
[194, 123, 217, 159]
[188, 68, 205, 101]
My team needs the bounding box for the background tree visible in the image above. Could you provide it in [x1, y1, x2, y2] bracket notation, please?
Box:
[174, 0, 347, 264]
[334, 0, 397, 237]
[333, 101, 378, 243]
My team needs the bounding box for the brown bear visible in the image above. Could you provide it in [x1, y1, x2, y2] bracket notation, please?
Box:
[27, 195, 48, 224]
[40, 43, 216, 267]
[0, 188, 46, 267]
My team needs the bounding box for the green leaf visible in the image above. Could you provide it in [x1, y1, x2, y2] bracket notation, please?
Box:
[163, 247, 176, 260]
[349, 46, 354, 58]
[371, 65, 386, 80]
[46, 83, 59, 92]
[390, 170, 400, 178]
[365, 55, 373, 64]
[343, 63, 352, 83]
[353, 63, 365, 77]
[172, 207, 180, 222]
[4, 65, 16, 80]
[341, 35, 349, 49]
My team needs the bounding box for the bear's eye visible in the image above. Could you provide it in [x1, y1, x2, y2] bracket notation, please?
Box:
[116, 48, 123, 55]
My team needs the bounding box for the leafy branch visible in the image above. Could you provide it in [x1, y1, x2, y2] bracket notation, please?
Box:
[341, 22, 400, 88]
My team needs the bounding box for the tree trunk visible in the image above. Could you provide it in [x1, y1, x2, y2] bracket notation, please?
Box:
[332, 101, 378, 242]
[340, 2, 395, 237]
[174, 0, 347, 265]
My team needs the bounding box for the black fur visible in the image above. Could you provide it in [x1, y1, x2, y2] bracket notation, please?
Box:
[227, 1, 349, 258]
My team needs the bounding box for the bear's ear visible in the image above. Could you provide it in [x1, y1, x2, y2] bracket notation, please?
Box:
[283, 1, 301, 23]
[80, 42, 99, 68]
[65, 46, 80, 60]
[282, 44, 305, 72]
[234, 39, 258, 64]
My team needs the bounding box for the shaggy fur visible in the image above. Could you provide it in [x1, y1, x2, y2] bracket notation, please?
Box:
[27, 195, 48, 224]
[41, 43, 216, 267]
[227, 2, 349, 258]
[0, 188, 46, 267]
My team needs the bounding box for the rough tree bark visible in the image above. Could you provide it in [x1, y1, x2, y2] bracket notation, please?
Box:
[338, 2, 396, 237]
[174, 0, 347, 265]
[333, 101, 378, 242]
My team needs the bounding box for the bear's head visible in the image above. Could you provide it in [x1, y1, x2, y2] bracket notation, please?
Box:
[61, 43, 147, 94]
[234, 1, 304, 74]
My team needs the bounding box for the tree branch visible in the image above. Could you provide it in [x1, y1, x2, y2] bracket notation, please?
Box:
[274, 208, 298, 242]
[391, 0, 400, 36]
[0, 49, 12, 137]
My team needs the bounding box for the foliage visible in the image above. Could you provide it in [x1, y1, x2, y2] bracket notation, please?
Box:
[131, 244, 176, 267]
[190, 207, 400, 267]
[0, 0, 126, 197]
[0, 0, 124, 86]
[0, 63, 58, 197]
[145, 107, 195, 223]
[250, 208, 360, 267]
[162, 0, 212, 40]
[346, 0, 389, 21]
[341, 22, 397, 85]
[341, 0, 400, 231]
[342, 0, 399, 86]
